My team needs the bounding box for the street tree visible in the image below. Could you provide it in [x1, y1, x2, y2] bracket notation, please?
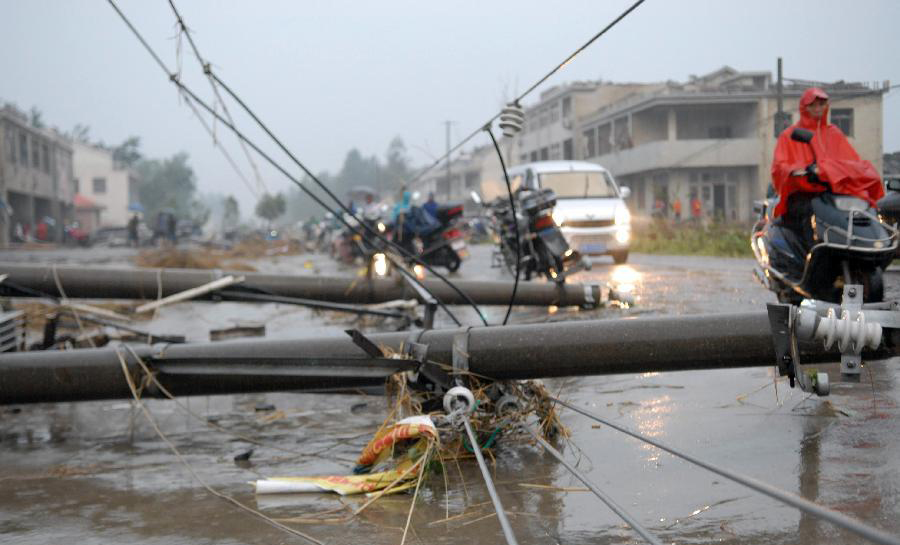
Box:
[255, 192, 286, 227]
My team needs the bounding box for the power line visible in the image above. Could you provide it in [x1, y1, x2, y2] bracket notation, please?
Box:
[107, 0, 486, 327]
[164, 0, 488, 327]
[168, 0, 269, 196]
[408, 0, 647, 186]
[551, 395, 900, 545]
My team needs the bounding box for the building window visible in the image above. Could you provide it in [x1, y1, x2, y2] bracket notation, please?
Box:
[519, 154, 528, 163]
[563, 138, 574, 160]
[708, 126, 733, 139]
[539, 147, 549, 161]
[92, 177, 107, 194]
[19, 133, 28, 164]
[583, 128, 596, 157]
[41, 143, 50, 173]
[831, 108, 853, 137]
[74, 178, 80, 194]
[550, 143, 561, 160]
[562, 96, 572, 118]
[530, 151, 538, 162]
[32, 139, 40, 168]
[5, 127, 15, 163]
[597, 124, 612, 155]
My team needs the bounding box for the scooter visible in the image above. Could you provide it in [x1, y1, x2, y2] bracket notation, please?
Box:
[390, 204, 468, 273]
[751, 128, 898, 304]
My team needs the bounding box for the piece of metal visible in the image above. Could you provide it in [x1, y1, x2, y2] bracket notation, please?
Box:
[840, 283, 864, 381]
[0, 310, 25, 353]
[552, 396, 900, 545]
[0, 262, 602, 307]
[345, 329, 386, 358]
[2, 311, 897, 404]
[524, 425, 663, 545]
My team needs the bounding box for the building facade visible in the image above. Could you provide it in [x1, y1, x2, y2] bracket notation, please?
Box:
[0, 105, 75, 245]
[577, 67, 886, 222]
[72, 141, 140, 228]
[416, 67, 888, 223]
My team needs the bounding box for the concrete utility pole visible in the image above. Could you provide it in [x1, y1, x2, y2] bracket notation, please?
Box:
[775, 57, 791, 137]
[444, 120, 453, 199]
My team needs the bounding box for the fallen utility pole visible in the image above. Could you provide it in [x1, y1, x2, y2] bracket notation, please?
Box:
[0, 262, 601, 308]
[1, 311, 896, 405]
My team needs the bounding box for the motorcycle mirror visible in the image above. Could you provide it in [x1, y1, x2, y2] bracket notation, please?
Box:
[619, 186, 631, 199]
[791, 128, 814, 144]
[470, 191, 482, 205]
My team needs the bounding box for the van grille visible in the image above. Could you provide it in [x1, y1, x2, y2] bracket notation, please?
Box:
[562, 219, 614, 228]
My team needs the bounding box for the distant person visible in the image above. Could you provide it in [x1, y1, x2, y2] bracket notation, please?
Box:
[35, 219, 48, 242]
[652, 198, 665, 219]
[423, 192, 438, 219]
[690, 195, 702, 222]
[672, 198, 682, 222]
[167, 213, 177, 243]
[127, 214, 140, 247]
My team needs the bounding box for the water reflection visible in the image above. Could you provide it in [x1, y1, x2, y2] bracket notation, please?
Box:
[610, 265, 642, 303]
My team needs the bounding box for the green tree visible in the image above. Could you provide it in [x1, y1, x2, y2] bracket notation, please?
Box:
[223, 195, 240, 226]
[382, 136, 410, 193]
[113, 136, 142, 168]
[136, 152, 197, 221]
[255, 192, 287, 226]
[29, 107, 45, 129]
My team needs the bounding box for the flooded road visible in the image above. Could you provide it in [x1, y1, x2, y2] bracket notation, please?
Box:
[2, 245, 899, 544]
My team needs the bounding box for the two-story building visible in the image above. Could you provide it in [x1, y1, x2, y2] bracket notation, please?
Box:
[0, 104, 75, 245]
[72, 141, 141, 228]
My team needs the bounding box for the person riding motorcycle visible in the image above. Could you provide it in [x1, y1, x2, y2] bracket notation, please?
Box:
[771, 87, 883, 233]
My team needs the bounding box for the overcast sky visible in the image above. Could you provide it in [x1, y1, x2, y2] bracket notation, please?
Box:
[2, 0, 898, 207]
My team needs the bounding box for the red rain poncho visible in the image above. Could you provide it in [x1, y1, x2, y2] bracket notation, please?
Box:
[770, 87, 883, 217]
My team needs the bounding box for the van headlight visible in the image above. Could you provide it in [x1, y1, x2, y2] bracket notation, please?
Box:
[615, 204, 631, 226]
[552, 210, 565, 226]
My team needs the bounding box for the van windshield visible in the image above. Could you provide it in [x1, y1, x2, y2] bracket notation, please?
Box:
[538, 171, 618, 198]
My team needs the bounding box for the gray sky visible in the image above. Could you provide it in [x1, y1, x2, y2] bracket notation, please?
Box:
[2, 0, 898, 208]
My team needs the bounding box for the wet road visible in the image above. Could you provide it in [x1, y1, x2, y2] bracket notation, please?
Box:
[1, 245, 899, 544]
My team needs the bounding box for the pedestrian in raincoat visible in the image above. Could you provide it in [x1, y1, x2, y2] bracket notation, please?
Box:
[770, 87, 883, 222]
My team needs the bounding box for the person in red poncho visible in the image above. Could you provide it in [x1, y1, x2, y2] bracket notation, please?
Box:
[771, 87, 883, 223]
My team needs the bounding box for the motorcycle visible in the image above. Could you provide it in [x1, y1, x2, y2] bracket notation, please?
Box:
[751, 127, 898, 304]
[478, 187, 590, 284]
[391, 204, 468, 273]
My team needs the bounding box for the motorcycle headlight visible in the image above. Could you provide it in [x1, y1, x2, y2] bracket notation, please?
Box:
[615, 204, 631, 226]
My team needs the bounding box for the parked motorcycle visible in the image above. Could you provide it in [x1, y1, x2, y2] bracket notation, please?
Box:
[751, 128, 898, 304]
[479, 187, 590, 284]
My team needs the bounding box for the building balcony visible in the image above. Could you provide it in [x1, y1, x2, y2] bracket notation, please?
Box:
[591, 137, 761, 176]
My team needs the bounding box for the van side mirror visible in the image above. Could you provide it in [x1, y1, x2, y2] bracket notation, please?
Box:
[885, 178, 900, 193]
[790, 128, 814, 144]
[619, 186, 631, 199]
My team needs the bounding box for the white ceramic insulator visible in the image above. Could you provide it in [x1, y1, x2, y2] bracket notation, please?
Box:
[443, 386, 475, 415]
[814, 308, 881, 353]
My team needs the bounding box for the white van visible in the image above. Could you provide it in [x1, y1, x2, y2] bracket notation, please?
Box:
[506, 161, 631, 263]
